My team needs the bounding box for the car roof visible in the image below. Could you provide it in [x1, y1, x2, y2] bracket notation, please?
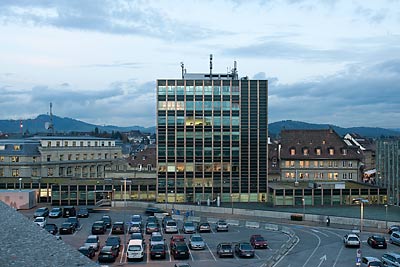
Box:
[364, 256, 381, 261]
[87, 235, 98, 239]
[171, 235, 185, 239]
[347, 233, 359, 237]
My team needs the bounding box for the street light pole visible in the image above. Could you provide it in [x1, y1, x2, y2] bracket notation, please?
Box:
[385, 204, 388, 229]
[123, 177, 127, 247]
[360, 201, 364, 233]
[231, 194, 234, 215]
[18, 178, 22, 191]
[302, 198, 305, 220]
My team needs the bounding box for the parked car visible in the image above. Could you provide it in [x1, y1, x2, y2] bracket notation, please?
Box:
[33, 216, 46, 228]
[390, 231, 400, 246]
[361, 256, 383, 267]
[49, 207, 62, 218]
[84, 235, 100, 251]
[182, 221, 196, 234]
[216, 242, 234, 258]
[34, 207, 49, 218]
[127, 239, 144, 261]
[150, 244, 167, 259]
[129, 222, 142, 234]
[101, 215, 112, 228]
[189, 234, 205, 250]
[382, 252, 400, 267]
[164, 220, 178, 234]
[112, 221, 125, 234]
[77, 208, 89, 218]
[62, 206, 76, 218]
[66, 216, 80, 229]
[343, 233, 361, 247]
[78, 246, 95, 259]
[146, 216, 159, 224]
[250, 234, 268, 249]
[44, 223, 58, 235]
[388, 225, 400, 234]
[367, 235, 387, 249]
[130, 232, 145, 244]
[215, 220, 229, 232]
[235, 242, 255, 258]
[92, 221, 106, 234]
[198, 222, 211, 233]
[170, 241, 190, 259]
[106, 235, 121, 252]
[150, 232, 165, 247]
[98, 245, 118, 263]
[170, 235, 185, 247]
[146, 222, 160, 234]
[130, 214, 143, 225]
[59, 222, 75, 234]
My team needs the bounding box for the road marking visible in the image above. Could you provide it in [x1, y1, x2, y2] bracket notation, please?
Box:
[301, 230, 321, 267]
[317, 255, 327, 267]
[272, 236, 299, 267]
[333, 244, 344, 267]
[205, 243, 217, 261]
[311, 229, 329, 237]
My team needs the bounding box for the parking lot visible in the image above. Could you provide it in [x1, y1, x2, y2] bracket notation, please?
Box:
[21, 206, 290, 267]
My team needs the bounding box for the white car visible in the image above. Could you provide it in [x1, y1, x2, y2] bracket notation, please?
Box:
[361, 256, 383, 267]
[343, 233, 361, 247]
[84, 235, 100, 251]
[33, 216, 46, 228]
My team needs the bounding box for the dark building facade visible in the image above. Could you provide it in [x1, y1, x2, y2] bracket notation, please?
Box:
[156, 75, 268, 203]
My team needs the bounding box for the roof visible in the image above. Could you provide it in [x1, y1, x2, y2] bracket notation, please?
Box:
[0, 200, 98, 267]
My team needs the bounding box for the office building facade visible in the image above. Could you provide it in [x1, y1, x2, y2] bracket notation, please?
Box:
[156, 75, 268, 203]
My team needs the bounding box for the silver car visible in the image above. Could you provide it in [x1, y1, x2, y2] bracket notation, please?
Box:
[215, 220, 229, 232]
[182, 221, 196, 234]
[189, 234, 205, 250]
[390, 231, 400, 246]
[84, 235, 100, 251]
[382, 252, 400, 267]
[150, 232, 165, 247]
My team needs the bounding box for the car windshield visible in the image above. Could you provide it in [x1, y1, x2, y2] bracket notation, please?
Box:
[45, 224, 54, 229]
[241, 244, 253, 250]
[152, 236, 163, 241]
[51, 208, 60, 212]
[192, 236, 203, 242]
[221, 244, 231, 249]
[128, 245, 142, 251]
[369, 262, 383, 267]
[37, 208, 46, 212]
[167, 221, 176, 226]
[86, 238, 97, 243]
[185, 222, 194, 227]
[62, 223, 71, 227]
[373, 236, 385, 241]
[93, 222, 103, 226]
[348, 237, 359, 241]
[255, 236, 264, 241]
[152, 244, 164, 250]
[177, 244, 188, 250]
[35, 218, 44, 222]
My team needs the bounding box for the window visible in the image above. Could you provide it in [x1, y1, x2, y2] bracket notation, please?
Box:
[349, 161, 353, 167]
[342, 148, 347, 155]
[47, 155, 51, 162]
[64, 141, 68, 147]
[147, 164, 152, 171]
[12, 169, 19, 177]
[290, 148, 296, 155]
[315, 148, 321, 155]
[75, 154, 80, 160]
[32, 156, 37, 163]
[13, 145, 21, 151]
[328, 148, 335, 155]
[0, 156, 4, 162]
[56, 141, 60, 147]
[11, 156, 19, 162]
[0, 168, 3, 176]
[68, 154, 72, 160]
[59, 155, 64, 161]
[72, 141, 76, 147]
[303, 148, 309, 155]
[47, 168, 54, 176]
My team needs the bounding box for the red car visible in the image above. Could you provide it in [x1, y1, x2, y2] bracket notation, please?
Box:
[250, 234, 268, 249]
[170, 235, 185, 247]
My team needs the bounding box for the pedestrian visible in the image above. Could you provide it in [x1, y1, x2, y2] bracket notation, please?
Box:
[326, 216, 330, 226]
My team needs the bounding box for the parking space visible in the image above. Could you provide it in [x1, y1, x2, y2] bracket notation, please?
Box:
[20, 206, 289, 267]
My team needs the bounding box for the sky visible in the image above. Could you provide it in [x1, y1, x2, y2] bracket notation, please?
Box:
[0, 0, 399, 129]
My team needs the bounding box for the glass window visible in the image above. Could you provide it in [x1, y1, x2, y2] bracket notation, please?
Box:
[222, 101, 230, 110]
[213, 101, 221, 110]
[204, 86, 212, 95]
[186, 86, 194, 94]
[167, 86, 175, 95]
[222, 86, 230, 95]
[176, 86, 184, 95]
[158, 86, 166, 95]
[195, 86, 203, 95]
[213, 86, 221, 95]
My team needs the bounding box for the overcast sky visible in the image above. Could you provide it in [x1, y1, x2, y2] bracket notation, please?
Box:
[0, 0, 399, 128]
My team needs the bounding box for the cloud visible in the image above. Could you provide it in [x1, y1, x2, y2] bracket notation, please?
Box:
[83, 62, 142, 69]
[268, 59, 400, 128]
[0, 0, 224, 40]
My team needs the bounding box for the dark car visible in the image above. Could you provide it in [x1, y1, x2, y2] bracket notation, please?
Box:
[44, 223, 58, 235]
[98, 245, 118, 263]
[146, 222, 160, 234]
[62, 206, 76, 218]
[34, 207, 49, 218]
[235, 242, 255, 258]
[77, 208, 89, 218]
[368, 235, 387, 249]
[170, 241, 190, 259]
[106, 235, 121, 252]
[198, 222, 211, 233]
[92, 221, 106, 234]
[216, 242, 234, 258]
[78, 246, 95, 259]
[101, 215, 112, 228]
[250, 234, 268, 249]
[170, 235, 185, 247]
[150, 244, 167, 259]
[67, 216, 80, 229]
[49, 207, 62, 218]
[112, 222, 125, 234]
[59, 222, 75, 234]
[388, 225, 400, 234]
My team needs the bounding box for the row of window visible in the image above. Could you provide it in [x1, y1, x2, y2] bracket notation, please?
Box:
[158, 85, 240, 96]
[284, 172, 354, 180]
[158, 116, 240, 126]
[41, 140, 114, 148]
[284, 160, 355, 168]
[158, 162, 239, 172]
[158, 100, 240, 111]
[158, 147, 240, 158]
[289, 147, 347, 156]
[0, 165, 106, 178]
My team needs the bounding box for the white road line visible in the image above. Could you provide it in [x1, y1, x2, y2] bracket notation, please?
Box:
[333, 244, 344, 267]
[301, 231, 321, 267]
[205, 243, 217, 261]
[311, 229, 329, 237]
[254, 252, 261, 259]
[272, 236, 299, 267]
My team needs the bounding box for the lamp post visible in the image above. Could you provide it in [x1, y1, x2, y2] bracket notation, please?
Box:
[231, 194, 234, 215]
[302, 198, 305, 220]
[385, 204, 388, 229]
[18, 178, 22, 191]
[120, 178, 131, 249]
[353, 198, 369, 232]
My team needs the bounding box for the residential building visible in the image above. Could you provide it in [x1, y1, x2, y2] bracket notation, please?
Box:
[376, 139, 400, 205]
[156, 71, 268, 203]
[279, 129, 363, 182]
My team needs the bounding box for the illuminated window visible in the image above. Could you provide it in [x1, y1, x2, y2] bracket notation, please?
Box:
[47, 168, 54, 176]
[0, 168, 3, 176]
[290, 148, 296, 155]
[12, 169, 19, 177]
[13, 145, 21, 151]
[329, 148, 335, 155]
[11, 156, 19, 162]
[303, 148, 309, 155]
[0, 156, 4, 162]
[315, 148, 321, 155]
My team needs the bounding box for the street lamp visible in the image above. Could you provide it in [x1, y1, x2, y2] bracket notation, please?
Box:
[353, 198, 369, 232]
[385, 204, 388, 229]
[302, 198, 305, 220]
[120, 178, 131, 249]
[18, 178, 22, 191]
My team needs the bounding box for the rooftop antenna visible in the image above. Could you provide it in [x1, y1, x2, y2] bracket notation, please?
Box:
[209, 54, 213, 80]
[180, 62, 185, 79]
[232, 60, 238, 80]
[45, 102, 55, 135]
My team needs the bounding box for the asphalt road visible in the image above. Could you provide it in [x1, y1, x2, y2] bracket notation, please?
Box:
[20, 206, 398, 267]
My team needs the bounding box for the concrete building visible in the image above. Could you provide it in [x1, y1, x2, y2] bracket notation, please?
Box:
[376, 139, 400, 205]
[156, 68, 268, 203]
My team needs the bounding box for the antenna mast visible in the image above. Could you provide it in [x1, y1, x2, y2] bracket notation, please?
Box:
[209, 54, 213, 80]
[180, 62, 185, 79]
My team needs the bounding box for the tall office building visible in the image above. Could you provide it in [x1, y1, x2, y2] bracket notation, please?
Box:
[156, 66, 268, 204]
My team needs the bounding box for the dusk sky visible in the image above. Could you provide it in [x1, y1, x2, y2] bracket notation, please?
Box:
[0, 0, 399, 128]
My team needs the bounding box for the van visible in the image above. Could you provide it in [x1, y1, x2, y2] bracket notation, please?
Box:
[63, 206, 76, 218]
[127, 239, 144, 261]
